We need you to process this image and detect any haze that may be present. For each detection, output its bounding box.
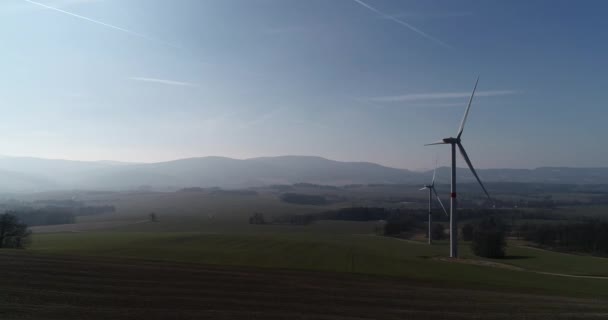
[3,2,608,319]
[1,0,607,169]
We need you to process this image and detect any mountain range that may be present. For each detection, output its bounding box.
[0,155,606,192]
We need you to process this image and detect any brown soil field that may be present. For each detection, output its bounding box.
[1,251,607,320]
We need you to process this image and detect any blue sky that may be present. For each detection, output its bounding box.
[0,0,606,169]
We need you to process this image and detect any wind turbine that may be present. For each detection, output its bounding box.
[425,77,492,258]
[419,161,448,244]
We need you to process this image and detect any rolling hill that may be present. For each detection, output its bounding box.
[0,155,606,192]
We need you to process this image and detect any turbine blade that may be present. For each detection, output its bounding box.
[432,158,439,186]
[457,76,479,139]
[425,140,447,146]
[420,187,428,191]
[432,187,448,216]
[457,142,492,202]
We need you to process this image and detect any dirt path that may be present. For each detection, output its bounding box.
[436,254,608,280]
[433,257,525,271]
[358,234,427,245]
[30,220,148,233]
[533,271,608,280]
[516,244,580,255]
[381,236,608,279]
[391,237,427,245]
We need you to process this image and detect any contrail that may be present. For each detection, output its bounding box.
[368,90,519,102]
[22,0,182,49]
[352,0,451,48]
[130,77,199,87]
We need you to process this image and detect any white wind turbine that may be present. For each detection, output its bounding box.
[425,77,492,258]
[419,161,448,244]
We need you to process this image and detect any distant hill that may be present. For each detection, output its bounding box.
[435,167,608,185]
[74,156,422,191]
[0,155,605,192]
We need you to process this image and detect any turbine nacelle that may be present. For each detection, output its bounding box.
[442,137,460,144]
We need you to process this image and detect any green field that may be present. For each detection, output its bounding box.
[30,229,608,298]
[20,190,608,299]
[5,250,607,320]
[4,190,608,319]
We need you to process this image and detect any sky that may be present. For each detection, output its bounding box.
[0,0,607,169]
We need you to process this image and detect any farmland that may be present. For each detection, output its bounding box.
[3,185,608,319]
[2,250,608,320]
[28,231,608,297]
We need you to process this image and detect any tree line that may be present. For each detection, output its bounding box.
[516,221,608,255]
[9,208,75,226]
[279,193,328,205]
[250,206,608,259]
[249,207,525,228]
[249,206,512,258]
[2,205,116,227]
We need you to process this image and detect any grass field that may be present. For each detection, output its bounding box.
[5,190,608,319]
[489,244,608,276]
[29,230,608,298]
[4,251,608,320]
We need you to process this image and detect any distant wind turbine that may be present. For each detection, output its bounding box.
[419,161,448,245]
[425,77,492,258]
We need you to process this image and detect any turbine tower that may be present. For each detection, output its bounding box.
[425,77,492,258]
[419,162,448,244]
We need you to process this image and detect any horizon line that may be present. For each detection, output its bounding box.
[0,154,602,171]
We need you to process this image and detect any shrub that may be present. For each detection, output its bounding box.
[0,213,31,249]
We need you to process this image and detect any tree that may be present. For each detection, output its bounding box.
[0,213,31,249]
[462,223,474,241]
[431,223,446,240]
[470,217,507,258]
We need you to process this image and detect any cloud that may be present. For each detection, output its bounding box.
[129,77,199,87]
[367,90,520,102]
[21,0,181,49]
[351,0,451,48]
